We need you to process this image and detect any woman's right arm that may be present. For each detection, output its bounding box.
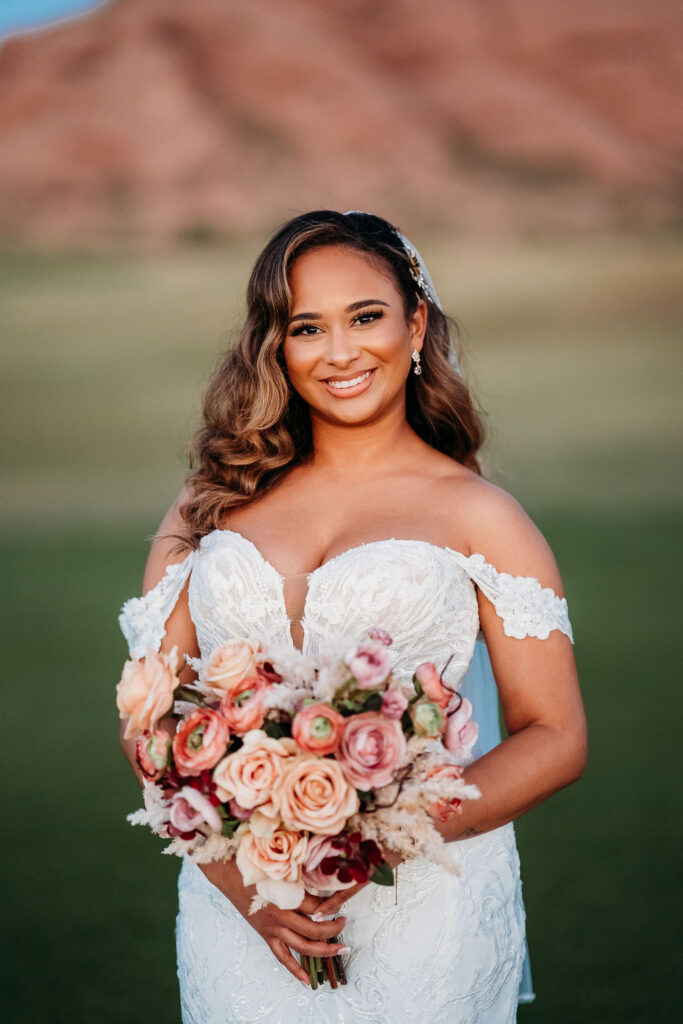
[118,494,345,986]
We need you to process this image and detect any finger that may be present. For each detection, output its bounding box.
[269,939,310,988]
[314,883,365,917]
[284,913,347,940]
[297,892,323,915]
[279,928,349,959]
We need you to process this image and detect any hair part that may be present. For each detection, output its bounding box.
[175,211,485,550]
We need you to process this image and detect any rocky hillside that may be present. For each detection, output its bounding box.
[0,0,681,245]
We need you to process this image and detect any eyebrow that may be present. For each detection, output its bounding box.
[288,299,389,324]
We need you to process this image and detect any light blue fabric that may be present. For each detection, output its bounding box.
[459,637,536,1005]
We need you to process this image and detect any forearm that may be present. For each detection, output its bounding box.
[438,722,587,842]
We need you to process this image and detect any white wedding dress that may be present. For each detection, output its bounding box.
[120,529,574,1024]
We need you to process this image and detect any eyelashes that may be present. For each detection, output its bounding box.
[289,309,385,337]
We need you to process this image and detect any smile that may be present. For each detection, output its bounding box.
[324,370,374,390]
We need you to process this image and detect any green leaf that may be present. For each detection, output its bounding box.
[338,698,363,715]
[362,692,382,711]
[263,719,289,739]
[357,790,374,804]
[371,861,395,887]
[221,818,240,838]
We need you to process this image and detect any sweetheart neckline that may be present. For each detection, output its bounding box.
[201,528,478,584]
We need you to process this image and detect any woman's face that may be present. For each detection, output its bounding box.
[281,245,426,426]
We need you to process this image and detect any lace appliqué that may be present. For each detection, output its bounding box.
[458,552,574,644]
[119,551,195,658]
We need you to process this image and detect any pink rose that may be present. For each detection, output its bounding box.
[444,698,478,760]
[302,834,356,894]
[368,627,393,646]
[414,662,453,710]
[345,641,393,690]
[219,675,269,736]
[212,729,296,813]
[381,689,408,720]
[335,712,406,790]
[425,764,465,823]
[173,708,230,777]
[204,638,260,694]
[169,786,223,835]
[292,703,346,755]
[136,729,172,780]
[236,822,308,909]
[116,647,180,739]
[274,756,360,835]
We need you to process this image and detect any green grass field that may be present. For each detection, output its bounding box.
[2,235,681,1022]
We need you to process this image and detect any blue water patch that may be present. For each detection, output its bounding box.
[0,1,107,41]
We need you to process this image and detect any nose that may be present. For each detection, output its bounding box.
[324,324,361,368]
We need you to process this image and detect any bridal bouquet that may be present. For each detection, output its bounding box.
[117,629,480,988]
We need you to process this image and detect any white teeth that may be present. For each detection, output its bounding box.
[326,370,372,390]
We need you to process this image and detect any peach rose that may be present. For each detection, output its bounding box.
[274,756,360,835]
[425,763,465,823]
[219,675,269,736]
[236,822,308,909]
[116,647,180,740]
[204,638,261,695]
[292,702,345,755]
[173,708,230,777]
[414,662,453,709]
[212,729,297,812]
[169,786,223,835]
[444,697,478,760]
[335,712,406,790]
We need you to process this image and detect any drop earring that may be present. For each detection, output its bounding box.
[412,349,422,376]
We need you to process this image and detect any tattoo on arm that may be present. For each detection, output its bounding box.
[453,827,480,840]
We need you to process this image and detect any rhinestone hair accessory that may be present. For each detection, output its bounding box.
[342,210,460,373]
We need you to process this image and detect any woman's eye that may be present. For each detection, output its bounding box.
[353,310,384,326]
[290,322,320,337]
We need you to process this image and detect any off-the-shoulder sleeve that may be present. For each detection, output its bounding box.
[456,552,574,643]
[119,550,196,658]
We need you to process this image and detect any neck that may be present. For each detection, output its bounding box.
[307,400,423,476]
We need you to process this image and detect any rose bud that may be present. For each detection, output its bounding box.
[410,700,445,738]
[414,662,453,709]
[381,689,409,720]
[368,627,393,646]
[345,641,393,690]
[136,729,172,780]
[444,697,479,760]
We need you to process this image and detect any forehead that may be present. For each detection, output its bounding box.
[288,245,399,310]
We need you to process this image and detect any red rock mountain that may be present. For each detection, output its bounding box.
[0,0,681,245]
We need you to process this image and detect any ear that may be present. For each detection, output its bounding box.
[408,299,427,353]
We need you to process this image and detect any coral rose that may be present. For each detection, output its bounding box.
[345,641,393,690]
[204,638,260,695]
[236,823,308,910]
[414,662,453,709]
[219,675,269,736]
[274,756,359,835]
[173,708,230,777]
[136,729,172,780]
[444,697,479,760]
[335,712,406,790]
[425,763,465,823]
[292,702,345,755]
[169,786,223,835]
[116,647,180,740]
[212,729,297,812]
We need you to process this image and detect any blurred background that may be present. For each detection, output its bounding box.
[1,2,681,1022]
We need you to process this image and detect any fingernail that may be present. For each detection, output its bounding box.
[315,913,338,922]
[338,946,351,954]
[311,912,324,921]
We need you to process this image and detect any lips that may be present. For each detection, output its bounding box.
[323,369,374,390]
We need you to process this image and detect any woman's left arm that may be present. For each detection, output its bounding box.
[436,484,588,842]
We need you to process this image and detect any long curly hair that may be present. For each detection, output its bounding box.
[176,210,485,550]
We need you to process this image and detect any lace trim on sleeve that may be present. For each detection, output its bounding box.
[119,551,195,658]
[458,552,574,643]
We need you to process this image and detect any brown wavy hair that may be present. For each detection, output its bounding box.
[176,210,485,550]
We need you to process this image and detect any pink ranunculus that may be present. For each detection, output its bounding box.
[274,756,360,835]
[212,729,297,812]
[169,786,223,834]
[116,647,181,739]
[335,712,406,790]
[292,702,346,755]
[414,662,453,710]
[204,638,261,695]
[236,823,308,910]
[381,689,409,720]
[368,627,393,647]
[345,641,393,690]
[302,834,356,895]
[425,763,465,823]
[172,708,230,777]
[136,729,172,780]
[219,675,269,736]
[444,697,479,760]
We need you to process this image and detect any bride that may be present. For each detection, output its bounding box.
[118,210,587,1023]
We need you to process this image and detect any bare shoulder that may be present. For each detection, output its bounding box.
[142,485,194,593]
[437,468,565,593]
